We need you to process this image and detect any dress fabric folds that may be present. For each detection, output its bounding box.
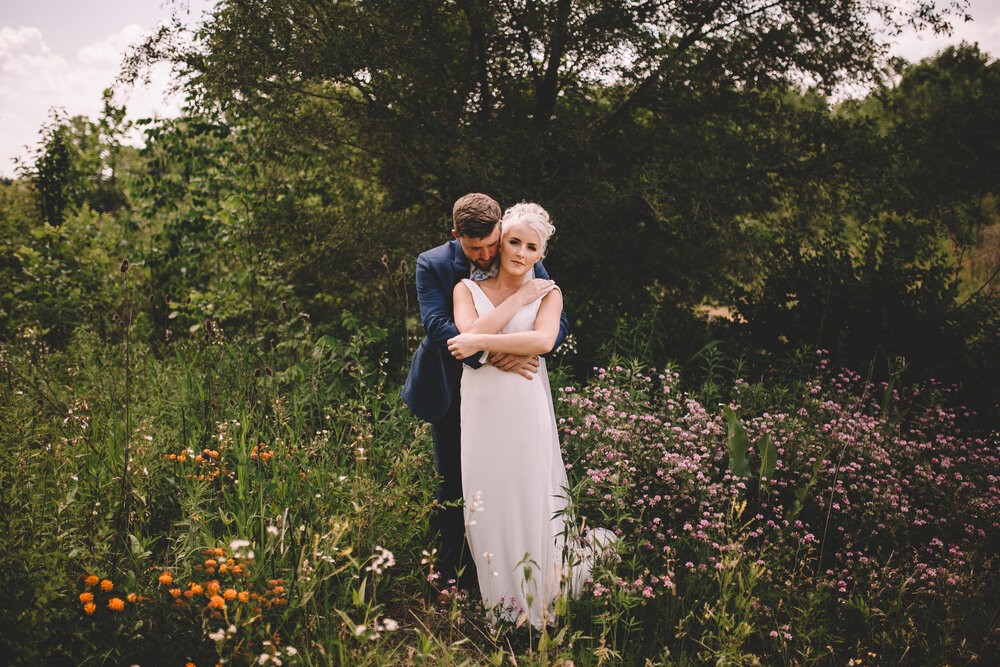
[459,279,610,627]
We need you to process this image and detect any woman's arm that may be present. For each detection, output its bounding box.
[453,279,556,334]
[448,289,562,358]
[533,260,569,353]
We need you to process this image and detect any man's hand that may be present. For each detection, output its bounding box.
[489,353,540,379]
[516,279,556,306]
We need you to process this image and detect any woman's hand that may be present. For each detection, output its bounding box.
[516,279,556,306]
[447,332,483,360]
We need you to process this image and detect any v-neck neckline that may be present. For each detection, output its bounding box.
[465,279,508,309]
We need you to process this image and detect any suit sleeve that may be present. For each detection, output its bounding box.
[415,253,484,369]
[534,260,569,353]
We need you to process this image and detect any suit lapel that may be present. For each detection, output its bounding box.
[450,240,470,277]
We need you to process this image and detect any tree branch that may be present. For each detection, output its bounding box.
[534,0,573,124]
[458,0,493,123]
[959,261,1000,306]
[592,0,726,134]
[503,0,543,84]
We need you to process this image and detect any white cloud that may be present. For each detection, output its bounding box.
[0,25,51,60]
[78,24,148,67]
[890,14,1000,62]
[0,23,186,177]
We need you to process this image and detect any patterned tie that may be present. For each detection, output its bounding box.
[470,264,498,281]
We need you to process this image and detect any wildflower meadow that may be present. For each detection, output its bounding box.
[1,312,996,665]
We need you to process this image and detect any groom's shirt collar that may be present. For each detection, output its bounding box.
[449,239,498,279]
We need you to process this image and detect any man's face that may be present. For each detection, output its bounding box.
[453,227,500,271]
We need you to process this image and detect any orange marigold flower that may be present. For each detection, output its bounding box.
[169,588,182,598]
[205,559,218,568]
[79,592,94,604]
[195,455,204,463]
[219,564,228,574]
[158,571,173,586]
[223,588,237,601]
[214,547,225,557]
[184,589,194,598]
[190,583,204,596]
[83,602,96,615]
[273,585,285,595]
[100,579,113,592]
[237,591,250,603]
[127,593,137,603]
[85,575,99,587]
[206,580,220,595]
[108,597,125,611]
[208,594,226,609]
[210,450,219,458]
[185,662,195,667]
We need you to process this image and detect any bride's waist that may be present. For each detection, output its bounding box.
[462,360,548,380]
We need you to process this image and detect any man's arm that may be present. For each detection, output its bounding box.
[415,252,484,368]
[489,352,540,379]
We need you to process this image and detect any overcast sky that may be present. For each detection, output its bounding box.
[2,0,999,178]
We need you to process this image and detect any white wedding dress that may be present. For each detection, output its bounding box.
[459,279,612,628]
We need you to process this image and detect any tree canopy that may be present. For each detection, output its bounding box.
[6,0,993,407]
[123,1,969,318]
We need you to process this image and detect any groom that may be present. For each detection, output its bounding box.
[402,192,569,588]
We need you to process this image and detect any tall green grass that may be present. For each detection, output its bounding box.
[1,321,996,665]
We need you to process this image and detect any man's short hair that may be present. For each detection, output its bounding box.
[453,193,501,238]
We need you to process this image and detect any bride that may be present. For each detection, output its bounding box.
[447,202,612,628]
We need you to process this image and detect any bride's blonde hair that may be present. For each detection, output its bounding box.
[499,202,555,256]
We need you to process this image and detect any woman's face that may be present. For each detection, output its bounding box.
[500,221,543,275]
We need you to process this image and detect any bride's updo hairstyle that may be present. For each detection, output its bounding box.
[500,202,556,256]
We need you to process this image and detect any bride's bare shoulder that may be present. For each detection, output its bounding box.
[469,277,500,294]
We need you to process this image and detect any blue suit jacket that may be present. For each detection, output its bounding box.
[401,239,569,423]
